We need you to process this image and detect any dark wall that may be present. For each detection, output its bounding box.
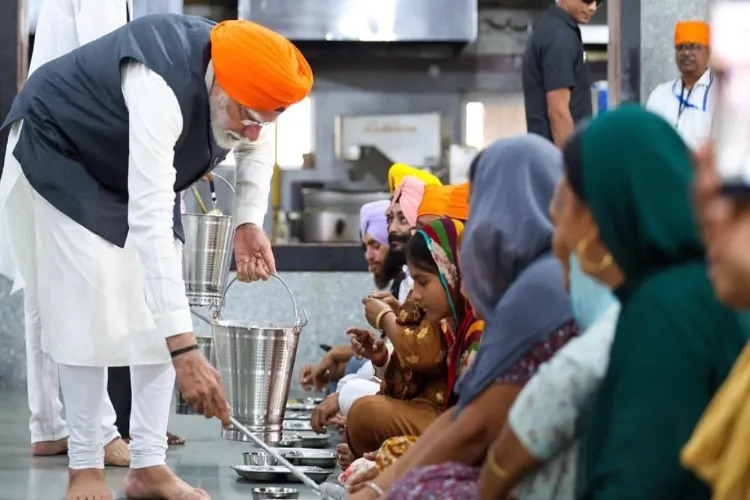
[0,1,26,174]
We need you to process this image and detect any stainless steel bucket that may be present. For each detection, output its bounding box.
[211,275,308,444]
[182,174,235,307]
[174,336,216,415]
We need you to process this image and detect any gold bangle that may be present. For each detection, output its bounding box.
[486,447,510,479]
[374,308,394,330]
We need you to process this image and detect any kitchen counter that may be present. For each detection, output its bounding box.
[231,244,367,272]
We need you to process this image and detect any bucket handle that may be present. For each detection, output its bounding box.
[191,309,213,326]
[192,172,235,195]
[214,273,309,330]
[210,173,235,195]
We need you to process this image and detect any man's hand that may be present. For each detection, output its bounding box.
[300,354,336,392]
[168,333,230,426]
[201,172,214,182]
[299,365,316,392]
[234,223,276,282]
[310,393,340,434]
[347,327,387,365]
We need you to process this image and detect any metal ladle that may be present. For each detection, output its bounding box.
[228,416,322,493]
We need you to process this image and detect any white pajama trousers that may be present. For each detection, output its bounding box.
[339,379,380,416]
[58,362,175,470]
[24,289,120,445]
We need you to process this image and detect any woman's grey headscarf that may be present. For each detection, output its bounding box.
[456,134,573,414]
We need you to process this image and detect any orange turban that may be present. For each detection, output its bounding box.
[445,182,470,221]
[418,185,453,219]
[675,20,710,47]
[210,20,314,112]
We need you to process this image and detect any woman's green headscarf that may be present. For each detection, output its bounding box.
[580,105,704,297]
[575,106,747,499]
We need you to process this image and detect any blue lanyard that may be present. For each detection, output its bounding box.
[672,73,714,124]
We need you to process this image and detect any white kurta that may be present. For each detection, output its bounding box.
[645,69,715,151]
[0,61,274,367]
[398,265,414,304]
[0,0,134,292]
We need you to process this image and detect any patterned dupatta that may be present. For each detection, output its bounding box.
[416,218,482,407]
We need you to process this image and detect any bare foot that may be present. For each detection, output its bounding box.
[124,465,210,500]
[336,443,354,469]
[67,469,113,500]
[104,437,130,467]
[31,437,68,456]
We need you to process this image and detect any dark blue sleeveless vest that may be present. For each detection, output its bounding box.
[1,14,230,246]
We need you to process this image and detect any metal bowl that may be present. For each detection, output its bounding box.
[286,402,316,412]
[283,411,312,421]
[282,466,333,484]
[299,396,324,405]
[231,465,281,482]
[243,450,278,467]
[298,434,330,449]
[276,435,302,448]
[283,420,313,431]
[252,487,300,500]
[278,449,337,468]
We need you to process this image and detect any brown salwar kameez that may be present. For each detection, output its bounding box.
[346,291,448,457]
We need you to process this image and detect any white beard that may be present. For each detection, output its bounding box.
[209,89,242,150]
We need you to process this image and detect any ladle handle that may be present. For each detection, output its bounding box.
[210,172,235,195]
[228,416,321,492]
[218,273,308,329]
[189,173,234,207]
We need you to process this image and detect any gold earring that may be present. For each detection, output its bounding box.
[575,232,613,273]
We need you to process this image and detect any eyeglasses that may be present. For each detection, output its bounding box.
[582,0,603,5]
[675,43,704,53]
[240,107,274,128]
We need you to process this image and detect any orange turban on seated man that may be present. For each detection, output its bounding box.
[417,185,453,219]
[210,20,314,112]
[445,181,470,221]
[674,20,710,47]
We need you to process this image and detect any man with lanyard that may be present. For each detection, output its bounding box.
[646,20,714,150]
[0,0,132,464]
[0,14,312,500]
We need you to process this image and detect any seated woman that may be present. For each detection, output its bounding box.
[477,254,620,499]
[346,217,481,458]
[567,107,746,499]
[680,144,750,499]
[350,134,578,499]
[472,134,624,500]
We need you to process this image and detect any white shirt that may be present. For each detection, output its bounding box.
[30,0,132,76]
[646,69,716,150]
[398,265,414,304]
[121,61,274,338]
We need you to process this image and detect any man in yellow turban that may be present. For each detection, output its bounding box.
[646,20,713,150]
[387,163,442,193]
[0,13,312,500]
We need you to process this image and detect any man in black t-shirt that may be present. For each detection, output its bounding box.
[522,0,601,147]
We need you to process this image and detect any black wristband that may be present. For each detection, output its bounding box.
[170,344,199,358]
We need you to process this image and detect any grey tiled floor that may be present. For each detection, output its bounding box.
[0,389,323,499]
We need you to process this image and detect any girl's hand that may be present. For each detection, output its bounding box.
[362,296,391,329]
